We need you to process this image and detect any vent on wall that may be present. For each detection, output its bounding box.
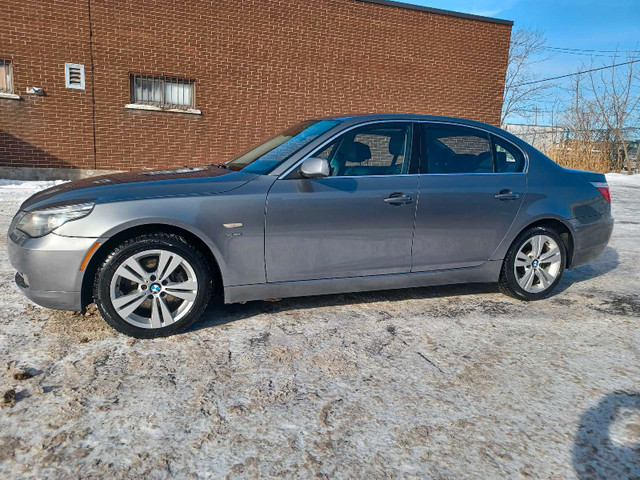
[65,63,85,90]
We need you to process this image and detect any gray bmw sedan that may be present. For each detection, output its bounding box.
[8,115,614,337]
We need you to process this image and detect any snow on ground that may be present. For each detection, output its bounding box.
[607,172,640,186]
[0,180,65,188]
[0,174,639,479]
[0,180,66,201]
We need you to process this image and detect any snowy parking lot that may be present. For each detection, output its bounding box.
[0,174,639,479]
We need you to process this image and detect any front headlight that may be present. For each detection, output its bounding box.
[15,202,95,238]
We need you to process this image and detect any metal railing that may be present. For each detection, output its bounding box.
[129,74,195,109]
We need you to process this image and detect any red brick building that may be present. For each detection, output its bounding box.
[0,0,512,174]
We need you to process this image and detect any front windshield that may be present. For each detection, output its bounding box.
[225,119,340,174]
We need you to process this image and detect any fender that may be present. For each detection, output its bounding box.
[490,212,576,262]
[86,216,229,283]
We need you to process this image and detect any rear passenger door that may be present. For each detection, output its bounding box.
[412,123,526,271]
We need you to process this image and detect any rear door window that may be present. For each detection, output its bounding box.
[492,135,525,173]
[421,125,493,174]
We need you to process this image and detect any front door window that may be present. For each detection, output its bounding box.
[313,123,413,176]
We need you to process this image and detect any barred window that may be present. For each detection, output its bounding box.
[0,59,13,93]
[130,74,195,109]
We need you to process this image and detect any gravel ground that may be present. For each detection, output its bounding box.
[0,175,638,479]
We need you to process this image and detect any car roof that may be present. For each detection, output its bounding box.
[318,113,494,129]
[314,114,526,147]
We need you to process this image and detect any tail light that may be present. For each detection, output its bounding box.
[592,181,611,203]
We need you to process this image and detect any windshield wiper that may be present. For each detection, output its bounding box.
[208,162,230,170]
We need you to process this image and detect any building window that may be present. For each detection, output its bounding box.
[0,59,13,94]
[65,63,85,90]
[129,74,196,110]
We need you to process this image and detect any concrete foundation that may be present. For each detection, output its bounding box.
[0,167,122,181]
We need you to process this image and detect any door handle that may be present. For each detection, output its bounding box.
[495,190,520,201]
[384,193,413,205]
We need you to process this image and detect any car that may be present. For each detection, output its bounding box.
[7,114,614,338]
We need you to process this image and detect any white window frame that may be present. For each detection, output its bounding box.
[0,58,20,100]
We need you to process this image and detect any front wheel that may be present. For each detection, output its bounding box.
[94,233,212,338]
[499,226,566,300]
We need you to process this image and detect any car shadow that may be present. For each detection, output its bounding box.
[573,391,640,479]
[189,247,619,331]
[190,282,500,331]
[555,246,619,294]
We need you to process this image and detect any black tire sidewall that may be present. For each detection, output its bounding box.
[502,226,566,301]
[95,234,212,338]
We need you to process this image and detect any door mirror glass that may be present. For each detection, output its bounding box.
[300,157,330,178]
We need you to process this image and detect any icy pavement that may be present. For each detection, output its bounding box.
[0,174,639,479]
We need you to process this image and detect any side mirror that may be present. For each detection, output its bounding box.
[300,157,330,179]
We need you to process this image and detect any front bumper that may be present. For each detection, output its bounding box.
[8,231,100,311]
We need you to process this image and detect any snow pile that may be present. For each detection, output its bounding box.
[0,179,67,201]
[0,179,66,189]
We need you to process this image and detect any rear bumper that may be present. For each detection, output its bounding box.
[569,215,614,268]
[8,232,99,311]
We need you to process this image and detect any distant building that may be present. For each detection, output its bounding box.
[501,123,567,152]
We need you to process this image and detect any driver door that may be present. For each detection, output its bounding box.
[265,122,419,282]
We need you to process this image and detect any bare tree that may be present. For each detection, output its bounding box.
[501,29,552,124]
[588,56,640,173]
[548,75,612,173]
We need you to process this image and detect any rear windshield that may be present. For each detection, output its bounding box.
[225,120,340,174]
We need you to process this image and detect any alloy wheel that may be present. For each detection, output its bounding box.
[109,249,199,329]
[513,234,562,293]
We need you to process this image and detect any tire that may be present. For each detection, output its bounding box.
[498,226,566,301]
[94,233,212,338]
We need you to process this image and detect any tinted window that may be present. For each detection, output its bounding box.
[313,123,412,176]
[422,125,492,174]
[492,135,525,172]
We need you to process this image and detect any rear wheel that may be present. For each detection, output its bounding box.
[499,226,566,300]
[94,233,212,338]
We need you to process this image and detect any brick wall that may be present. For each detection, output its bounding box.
[0,0,95,169]
[0,0,512,171]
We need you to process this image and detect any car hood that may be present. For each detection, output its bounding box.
[20,165,260,211]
